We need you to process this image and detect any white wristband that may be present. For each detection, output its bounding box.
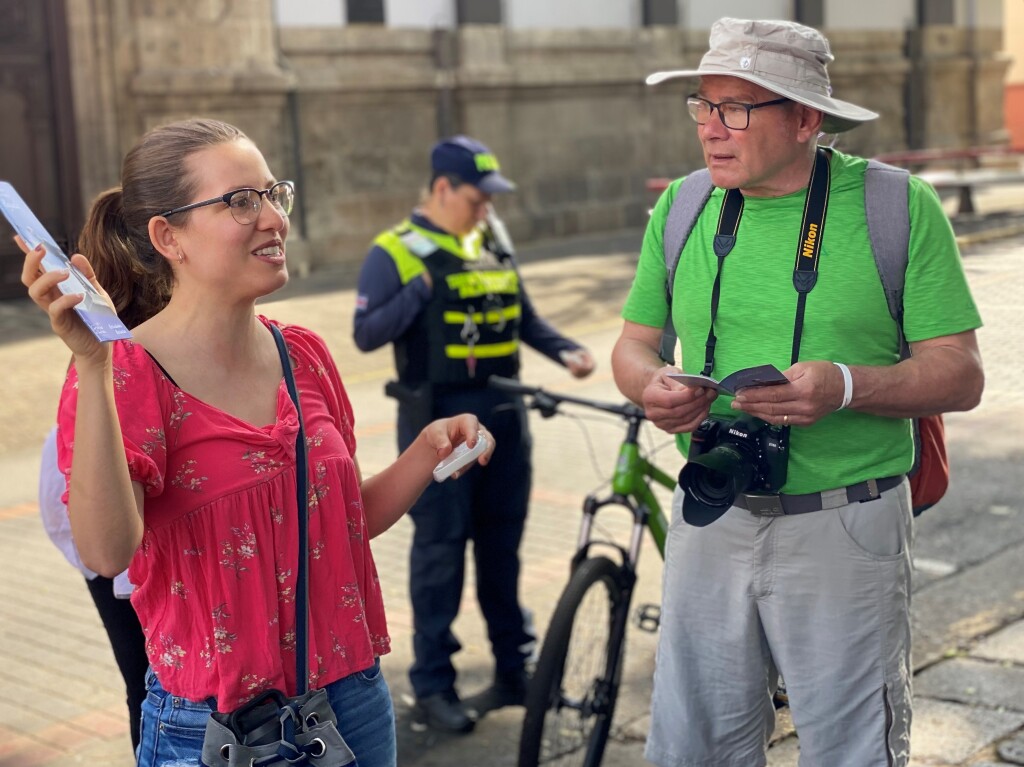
[833,362,853,410]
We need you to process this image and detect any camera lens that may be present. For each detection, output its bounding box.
[679,444,756,526]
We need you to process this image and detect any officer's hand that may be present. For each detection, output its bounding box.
[731,360,846,427]
[642,367,718,434]
[560,348,596,379]
[419,271,432,291]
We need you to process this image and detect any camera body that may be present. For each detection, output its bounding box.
[678,414,789,526]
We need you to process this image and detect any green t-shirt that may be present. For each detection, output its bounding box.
[622,150,982,494]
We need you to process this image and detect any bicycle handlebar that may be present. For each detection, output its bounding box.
[488,376,646,420]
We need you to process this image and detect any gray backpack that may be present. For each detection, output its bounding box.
[658,159,911,364]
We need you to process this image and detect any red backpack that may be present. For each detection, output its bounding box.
[908,415,948,514]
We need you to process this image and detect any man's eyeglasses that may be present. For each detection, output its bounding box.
[159,181,296,225]
[686,95,789,131]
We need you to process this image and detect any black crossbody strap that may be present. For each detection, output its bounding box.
[271,323,310,696]
[790,148,832,365]
[701,189,744,376]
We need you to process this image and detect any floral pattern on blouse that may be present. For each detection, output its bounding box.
[57,320,390,709]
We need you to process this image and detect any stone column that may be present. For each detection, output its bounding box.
[67,0,310,271]
[908,25,1011,149]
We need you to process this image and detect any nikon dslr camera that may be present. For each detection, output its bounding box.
[678,414,789,526]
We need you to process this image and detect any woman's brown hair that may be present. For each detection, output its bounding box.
[76,118,248,329]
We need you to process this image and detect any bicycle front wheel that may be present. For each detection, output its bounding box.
[518,555,631,767]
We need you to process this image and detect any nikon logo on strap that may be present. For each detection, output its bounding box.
[474,153,501,172]
[801,222,819,259]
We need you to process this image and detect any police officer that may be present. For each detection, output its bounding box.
[353,135,595,733]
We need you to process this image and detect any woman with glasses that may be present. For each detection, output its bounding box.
[19,117,492,767]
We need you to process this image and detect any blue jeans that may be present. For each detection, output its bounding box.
[136,658,396,767]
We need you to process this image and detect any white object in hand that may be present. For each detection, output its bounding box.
[433,433,489,482]
[559,349,588,368]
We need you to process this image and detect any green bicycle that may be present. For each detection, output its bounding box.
[488,376,677,767]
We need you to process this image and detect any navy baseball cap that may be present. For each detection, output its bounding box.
[431,135,516,194]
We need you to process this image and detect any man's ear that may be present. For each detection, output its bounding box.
[148,216,181,263]
[795,104,825,143]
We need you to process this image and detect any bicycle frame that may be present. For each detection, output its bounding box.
[575,411,677,571]
[494,375,681,767]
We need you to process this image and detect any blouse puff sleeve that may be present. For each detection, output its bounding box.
[55,340,168,506]
[276,321,357,459]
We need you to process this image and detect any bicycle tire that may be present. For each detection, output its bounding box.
[518,555,632,767]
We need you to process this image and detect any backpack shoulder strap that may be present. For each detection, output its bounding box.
[866,159,930,481]
[659,169,715,364]
[865,159,911,358]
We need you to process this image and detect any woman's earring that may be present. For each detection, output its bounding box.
[177,252,184,265]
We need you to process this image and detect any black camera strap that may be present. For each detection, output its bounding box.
[700,147,832,376]
[790,148,831,365]
[700,189,743,376]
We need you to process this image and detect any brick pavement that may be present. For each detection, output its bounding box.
[1,205,1024,765]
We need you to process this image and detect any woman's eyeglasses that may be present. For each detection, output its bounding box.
[159,181,295,225]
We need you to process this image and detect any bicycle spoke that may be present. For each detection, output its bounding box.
[535,569,619,766]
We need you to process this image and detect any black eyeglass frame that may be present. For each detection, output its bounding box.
[158,180,296,223]
[686,94,790,130]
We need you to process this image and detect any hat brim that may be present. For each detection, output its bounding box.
[646,69,878,134]
[475,172,516,194]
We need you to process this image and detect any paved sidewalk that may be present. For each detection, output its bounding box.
[1,204,1023,765]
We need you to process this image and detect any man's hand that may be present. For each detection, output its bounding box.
[612,320,715,432]
[643,367,718,433]
[731,360,843,427]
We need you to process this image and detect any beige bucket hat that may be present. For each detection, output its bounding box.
[647,17,878,134]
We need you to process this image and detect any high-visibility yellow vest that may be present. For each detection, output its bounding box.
[373,219,522,386]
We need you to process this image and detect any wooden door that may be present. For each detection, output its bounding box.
[0,0,80,299]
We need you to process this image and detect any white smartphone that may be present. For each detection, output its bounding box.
[433,433,490,482]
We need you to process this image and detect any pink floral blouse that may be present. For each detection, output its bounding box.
[57,319,390,709]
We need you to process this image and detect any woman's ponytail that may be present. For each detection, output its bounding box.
[77,187,170,330]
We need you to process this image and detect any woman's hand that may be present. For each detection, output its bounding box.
[19,237,113,367]
[360,414,497,537]
[421,415,495,480]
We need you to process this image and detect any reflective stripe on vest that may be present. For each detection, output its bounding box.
[442,305,522,326]
[375,219,522,384]
[444,340,520,359]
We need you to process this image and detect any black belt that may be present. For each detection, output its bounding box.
[734,475,905,517]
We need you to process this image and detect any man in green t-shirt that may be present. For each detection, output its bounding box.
[611,18,984,767]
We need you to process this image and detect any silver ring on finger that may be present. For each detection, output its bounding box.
[782,414,789,426]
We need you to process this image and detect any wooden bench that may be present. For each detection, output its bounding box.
[874,145,1024,216]
[916,167,1024,215]
[873,145,1024,171]
[647,147,1024,216]
[646,177,672,194]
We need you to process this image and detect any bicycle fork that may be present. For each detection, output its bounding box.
[574,488,661,636]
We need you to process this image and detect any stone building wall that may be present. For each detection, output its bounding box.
[62,2,1010,277]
